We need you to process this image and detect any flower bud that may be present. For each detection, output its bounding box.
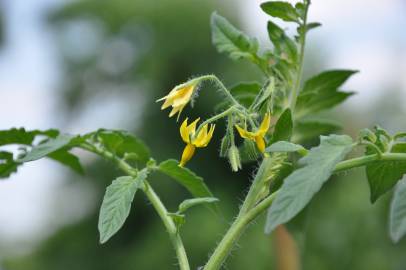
[228,145,242,172]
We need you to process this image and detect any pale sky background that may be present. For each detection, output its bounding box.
[0,0,405,258]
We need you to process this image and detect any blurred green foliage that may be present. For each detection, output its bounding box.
[3,0,406,269]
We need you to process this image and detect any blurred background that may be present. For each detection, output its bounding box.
[1,0,406,269]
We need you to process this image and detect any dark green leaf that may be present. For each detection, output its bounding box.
[271,108,292,143]
[267,21,297,63]
[261,1,300,23]
[19,134,75,162]
[98,170,147,244]
[0,128,59,147]
[265,135,353,233]
[292,118,341,143]
[366,161,406,203]
[211,12,260,62]
[296,70,357,117]
[178,197,219,214]
[390,179,406,243]
[97,130,150,163]
[297,22,321,35]
[301,70,358,94]
[48,149,84,174]
[158,159,213,198]
[0,151,21,179]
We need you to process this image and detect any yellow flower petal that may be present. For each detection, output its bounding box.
[180,143,196,167]
[235,125,256,140]
[255,136,266,153]
[258,112,271,136]
[157,83,196,118]
[193,124,215,147]
[180,118,200,143]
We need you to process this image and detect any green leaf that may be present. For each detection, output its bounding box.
[211,12,260,62]
[366,161,406,203]
[178,197,219,214]
[266,141,307,155]
[47,149,84,174]
[390,179,406,243]
[365,127,406,202]
[18,134,75,163]
[261,1,300,23]
[98,171,147,244]
[158,159,213,198]
[265,134,353,234]
[267,21,297,63]
[97,130,150,163]
[292,118,341,143]
[239,139,261,163]
[0,151,21,179]
[270,108,292,143]
[296,70,357,117]
[0,128,59,147]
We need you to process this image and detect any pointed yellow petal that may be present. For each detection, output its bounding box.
[235,125,256,140]
[179,144,196,167]
[258,112,271,136]
[255,136,266,153]
[193,124,208,146]
[169,105,182,117]
[180,118,190,143]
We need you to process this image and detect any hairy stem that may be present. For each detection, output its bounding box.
[80,143,190,270]
[289,1,310,112]
[198,74,241,106]
[334,152,406,172]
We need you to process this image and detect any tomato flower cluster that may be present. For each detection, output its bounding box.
[157,76,271,168]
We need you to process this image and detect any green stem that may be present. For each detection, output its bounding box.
[198,74,240,106]
[80,143,190,270]
[196,106,237,134]
[203,192,278,270]
[334,152,406,172]
[289,2,310,112]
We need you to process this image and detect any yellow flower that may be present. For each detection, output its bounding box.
[235,113,271,153]
[179,118,215,166]
[157,81,197,119]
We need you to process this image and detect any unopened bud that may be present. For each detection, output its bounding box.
[228,146,242,172]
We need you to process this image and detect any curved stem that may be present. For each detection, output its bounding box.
[196,106,237,134]
[198,74,240,106]
[80,143,190,270]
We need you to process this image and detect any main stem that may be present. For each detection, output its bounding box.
[289,2,309,112]
[80,143,190,270]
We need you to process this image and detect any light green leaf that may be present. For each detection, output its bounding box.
[266,141,307,155]
[390,178,406,243]
[97,130,150,163]
[19,134,75,162]
[301,70,358,94]
[47,149,84,174]
[178,197,219,214]
[158,159,213,198]
[211,12,260,62]
[270,108,292,144]
[261,1,300,23]
[265,134,353,234]
[98,171,147,244]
